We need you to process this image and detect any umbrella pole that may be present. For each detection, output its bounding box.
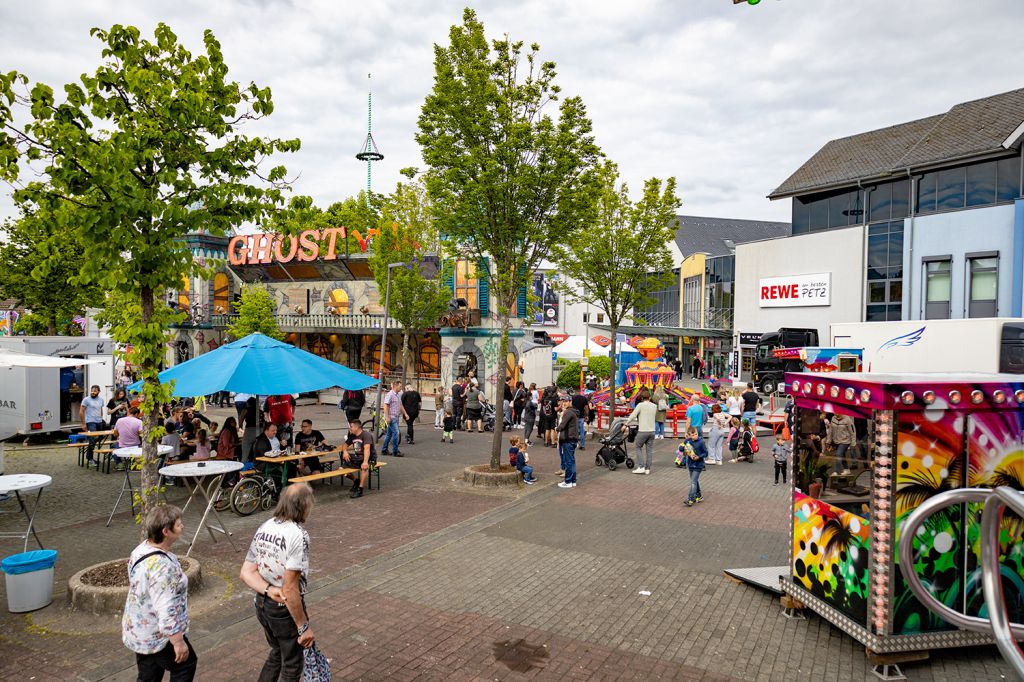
[373,265,394,429]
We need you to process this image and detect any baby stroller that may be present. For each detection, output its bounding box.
[596,418,635,471]
[482,402,513,432]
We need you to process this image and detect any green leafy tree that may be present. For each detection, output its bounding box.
[551,161,680,413]
[0,24,299,522]
[268,190,384,255]
[228,284,284,340]
[417,8,602,469]
[368,174,452,388]
[0,210,102,335]
[556,356,610,389]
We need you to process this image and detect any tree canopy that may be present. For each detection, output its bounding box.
[416,8,602,468]
[228,284,284,341]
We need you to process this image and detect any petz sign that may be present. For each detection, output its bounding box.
[758,273,831,308]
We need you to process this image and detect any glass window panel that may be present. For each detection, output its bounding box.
[917,172,937,213]
[868,223,888,236]
[868,234,888,269]
[889,280,903,303]
[849,189,865,224]
[867,268,887,281]
[889,264,903,280]
[888,231,904,268]
[869,282,886,303]
[890,179,909,220]
[926,261,951,302]
[829,191,850,228]
[997,156,1021,202]
[808,196,829,231]
[888,220,904,234]
[966,161,997,207]
[792,197,810,233]
[869,183,892,223]
[887,304,903,321]
[970,258,998,301]
[936,167,966,210]
[866,305,887,322]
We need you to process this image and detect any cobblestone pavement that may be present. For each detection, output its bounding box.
[0,402,1013,681]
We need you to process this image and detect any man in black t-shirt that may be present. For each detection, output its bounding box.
[571,392,590,451]
[741,382,761,424]
[293,419,330,475]
[450,380,465,431]
[401,383,422,445]
[342,419,376,499]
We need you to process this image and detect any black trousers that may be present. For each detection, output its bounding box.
[135,637,197,682]
[255,595,304,682]
[452,403,464,430]
[405,414,417,442]
[774,461,787,483]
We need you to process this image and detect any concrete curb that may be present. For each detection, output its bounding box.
[67,557,203,615]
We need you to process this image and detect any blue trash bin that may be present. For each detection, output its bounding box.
[2,549,58,612]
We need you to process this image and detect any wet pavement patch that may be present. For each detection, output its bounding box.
[492,638,550,672]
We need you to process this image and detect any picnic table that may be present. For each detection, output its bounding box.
[71,430,117,472]
[255,446,344,488]
[107,445,174,526]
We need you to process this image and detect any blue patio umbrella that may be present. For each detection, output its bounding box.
[129,332,378,398]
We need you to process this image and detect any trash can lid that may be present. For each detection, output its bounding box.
[2,549,57,575]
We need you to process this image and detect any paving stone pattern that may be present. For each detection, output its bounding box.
[0,402,1013,680]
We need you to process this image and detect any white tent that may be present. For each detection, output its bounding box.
[551,336,632,361]
[0,348,103,369]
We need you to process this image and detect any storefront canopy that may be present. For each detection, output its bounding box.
[129,332,378,398]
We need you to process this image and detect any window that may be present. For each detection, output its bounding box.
[597,313,604,324]
[917,172,937,214]
[966,162,997,206]
[455,260,478,309]
[918,157,1019,214]
[969,255,998,318]
[865,221,904,321]
[327,288,349,315]
[996,156,1021,203]
[936,167,966,210]
[177,277,190,309]
[924,259,951,320]
[419,344,440,378]
[212,273,230,314]
[582,313,590,324]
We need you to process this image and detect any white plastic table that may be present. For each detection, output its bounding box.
[158,461,243,557]
[0,474,52,552]
[107,445,174,527]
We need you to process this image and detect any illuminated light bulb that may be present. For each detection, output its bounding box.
[971,390,984,404]
[803,383,811,394]
[922,390,936,405]
[877,411,892,423]
[948,390,962,405]
[877,500,890,510]
[877,457,891,466]
[792,381,800,392]
[860,389,871,403]
[877,489,890,499]
[900,390,915,405]
[830,385,840,399]
[993,390,1006,404]
[1015,389,1024,404]
[845,387,855,401]
[816,383,826,396]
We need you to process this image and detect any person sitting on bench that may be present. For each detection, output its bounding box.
[293,419,330,476]
[342,418,376,499]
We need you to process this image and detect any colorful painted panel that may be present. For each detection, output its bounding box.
[893,411,963,634]
[792,491,870,624]
[965,411,1024,623]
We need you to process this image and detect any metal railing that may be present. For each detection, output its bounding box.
[897,486,1024,676]
[209,313,402,331]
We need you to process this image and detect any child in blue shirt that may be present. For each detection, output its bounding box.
[509,436,536,484]
[683,426,708,506]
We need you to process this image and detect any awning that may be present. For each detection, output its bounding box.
[588,324,732,339]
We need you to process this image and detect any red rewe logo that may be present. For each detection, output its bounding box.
[761,284,798,300]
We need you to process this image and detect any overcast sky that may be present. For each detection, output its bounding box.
[1,0,1022,225]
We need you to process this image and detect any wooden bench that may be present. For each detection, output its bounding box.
[289,467,359,486]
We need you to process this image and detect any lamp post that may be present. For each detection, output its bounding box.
[372,261,404,429]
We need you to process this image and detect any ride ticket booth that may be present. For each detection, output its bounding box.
[778,372,1024,676]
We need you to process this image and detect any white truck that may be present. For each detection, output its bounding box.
[0,336,115,438]
[829,318,1024,374]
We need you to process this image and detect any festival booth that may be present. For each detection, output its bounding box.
[778,371,1024,671]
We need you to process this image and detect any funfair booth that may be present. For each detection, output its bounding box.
[781,372,1024,672]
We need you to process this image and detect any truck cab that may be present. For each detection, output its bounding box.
[752,327,819,394]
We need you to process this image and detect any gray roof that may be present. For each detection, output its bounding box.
[672,215,791,258]
[770,87,1024,199]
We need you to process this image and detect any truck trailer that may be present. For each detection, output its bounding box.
[0,336,114,438]
[829,318,1024,374]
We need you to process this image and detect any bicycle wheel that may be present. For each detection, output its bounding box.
[231,478,263,516]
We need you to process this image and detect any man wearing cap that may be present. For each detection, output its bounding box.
[556,396,579,489]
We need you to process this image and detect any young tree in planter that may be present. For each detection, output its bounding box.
[228,284,284,341]
[0,24,299,521]
[551,161,680,416]
[368,174,452,388]
[417,8,602,469]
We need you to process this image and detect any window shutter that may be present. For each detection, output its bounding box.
[517,285,527,317]
[478,257,489,315]
[444,260,454,293]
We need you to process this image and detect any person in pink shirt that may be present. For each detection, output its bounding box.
[115,407,144,448]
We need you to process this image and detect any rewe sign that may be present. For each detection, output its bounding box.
[758,273,831,308]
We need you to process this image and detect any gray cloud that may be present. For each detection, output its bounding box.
[1,0,1021,226]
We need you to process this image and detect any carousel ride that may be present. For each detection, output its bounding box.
[588,337,716,412]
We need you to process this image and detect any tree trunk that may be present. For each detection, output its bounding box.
[138,286,160,538]
[400,329,410,389]
[488,318,510,471]
[608,322,618,426]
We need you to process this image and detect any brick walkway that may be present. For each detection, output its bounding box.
[0,403,1012,680]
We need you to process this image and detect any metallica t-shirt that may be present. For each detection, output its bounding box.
[244,518,309,590]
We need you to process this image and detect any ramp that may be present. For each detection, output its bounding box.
[723,565,788,595]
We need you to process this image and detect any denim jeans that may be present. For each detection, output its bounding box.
[560,441,577,483]
[742,411,757,426]
[833,442,850,473]
[688,468,703,502]
[85,421,103,460]
[255,595,304,682]
[579,423,586,448]
[707,426,726,464]
[634,431,655,471]
[654,421,665,437]
[381,418,400,455]
[134,637,197,682]
[518,464,534,481]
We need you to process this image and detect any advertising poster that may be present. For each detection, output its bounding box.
[533,272,559,326]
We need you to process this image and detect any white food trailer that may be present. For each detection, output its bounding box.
[0,337,114,440]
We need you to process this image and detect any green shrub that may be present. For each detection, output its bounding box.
[555,355,611,389]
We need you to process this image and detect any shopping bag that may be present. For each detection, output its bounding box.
[303,644,331,682]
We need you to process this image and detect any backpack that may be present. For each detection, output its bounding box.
[749,433,760,454]
[509,448,519,468]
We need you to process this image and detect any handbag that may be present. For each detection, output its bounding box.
[657,399,668,411]
[303,643,332,681]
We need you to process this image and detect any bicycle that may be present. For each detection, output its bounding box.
[362,405,389,440]
[224,468,278,516]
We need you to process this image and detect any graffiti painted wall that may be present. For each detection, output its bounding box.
[792,492,870,624]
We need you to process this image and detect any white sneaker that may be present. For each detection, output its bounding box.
[570,482,577,487]
[632,467,646,474]
[557,481,572,488]
[643,470,650,475]
[717,461,723,466]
